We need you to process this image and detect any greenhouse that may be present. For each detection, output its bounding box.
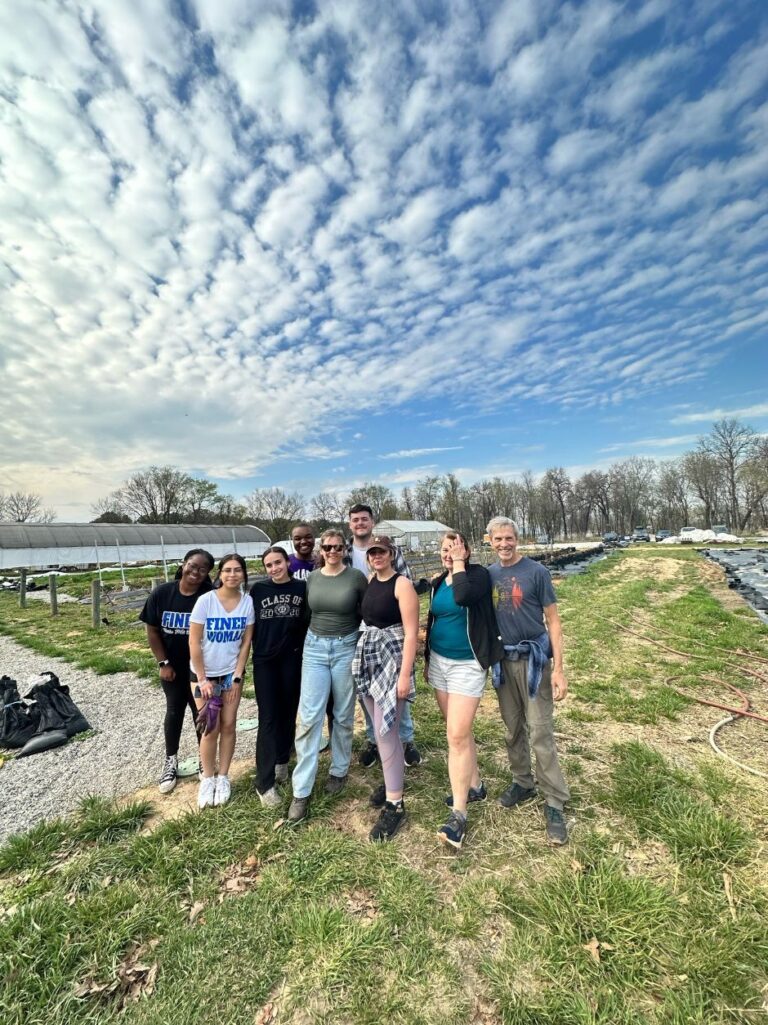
[0,523,271,571]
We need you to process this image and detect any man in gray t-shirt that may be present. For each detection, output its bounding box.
[487,516,570,845]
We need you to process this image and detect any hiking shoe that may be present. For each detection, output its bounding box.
[437,811,466,850]
[359,741,380,767]
[158,755,178,794]
[369,783,386,808]
[545,806,568,845]
[214,774,231,807]
[324,774,347,796]
[369,800,406,841]
[498,783,536,808]
[288,796,309,823]
[403,741,422,767]
[445,782,487,807]
[198,776,216,809]
[257,786,282,809]
[274,762,289,784]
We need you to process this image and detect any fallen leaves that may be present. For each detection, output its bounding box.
[188,900,205,924]
[582,936,614,964]
[255,1000,277,1024]
[344,888,378,922]
[73,939,159,1008]
[218,854,262,902]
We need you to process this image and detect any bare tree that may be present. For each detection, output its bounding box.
[245,487,305,541]
[541,467,571,538]
[114,466,190,523]
[309,492,344,529]
[414,476,442,519]
[3,491,55,523]
[345,483,398,522]
[700,418,757,530]
[682,450,722,528]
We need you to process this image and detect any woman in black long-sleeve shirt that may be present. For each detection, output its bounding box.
[249,546,309,806]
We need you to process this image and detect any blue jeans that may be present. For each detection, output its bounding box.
[362,694,414,744]
[292,629,358,798]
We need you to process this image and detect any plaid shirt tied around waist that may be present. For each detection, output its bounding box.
[352,624,415,737]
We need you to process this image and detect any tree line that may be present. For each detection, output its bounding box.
[79,418,768,542]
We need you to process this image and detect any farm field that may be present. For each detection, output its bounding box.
[1,547,767,1025]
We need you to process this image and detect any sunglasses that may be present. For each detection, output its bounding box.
[367,548,389,556]
[321,544,344,552]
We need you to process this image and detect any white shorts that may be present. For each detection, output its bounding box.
[427,650,487,698]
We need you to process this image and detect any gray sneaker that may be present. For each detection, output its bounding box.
[545,806,568,845]
[274,763,289,784]
[257,786,282,809]
[498,783,536,808]
[324,774,347,796]
[288,796,309,823]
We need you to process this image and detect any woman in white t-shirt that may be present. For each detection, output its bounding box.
[189,553,255,809]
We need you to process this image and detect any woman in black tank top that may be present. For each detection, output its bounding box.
[352,536,419,842]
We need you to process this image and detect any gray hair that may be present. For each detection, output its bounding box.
[486,516,519,539]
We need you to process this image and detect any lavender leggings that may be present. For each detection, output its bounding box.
[361,694,406,796]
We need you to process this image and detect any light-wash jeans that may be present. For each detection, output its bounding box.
[292,629,358,799]
[362,695,414,745]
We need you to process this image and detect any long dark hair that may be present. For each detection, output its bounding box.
[213,552,248,589]
[173,548,215,587]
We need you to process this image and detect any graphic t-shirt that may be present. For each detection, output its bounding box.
[488,558,557,646]
[189,590,255,677]
[249,577,308,662]
[287,554,315,581]
[139,580,212,671]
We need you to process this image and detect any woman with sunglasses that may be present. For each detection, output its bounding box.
[140,548,215,795]
[353,536,418,841]
[288,529,367,822]
[189,553,255,809]
[425,532,503,850]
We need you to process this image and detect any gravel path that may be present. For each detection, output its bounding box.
[0,635,257,844]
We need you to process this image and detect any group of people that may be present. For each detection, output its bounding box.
[140,505,570,849]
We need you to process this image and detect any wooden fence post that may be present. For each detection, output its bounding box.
[49,574,58,616]
[19,568,27,609]
[91,579,101,629]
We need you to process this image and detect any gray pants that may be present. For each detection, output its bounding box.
[495,659,570,811]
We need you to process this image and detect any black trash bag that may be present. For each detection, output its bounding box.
[0,684,39,750]
[0,675,21,706]
[25,672,91,739]
[17,728,68,758]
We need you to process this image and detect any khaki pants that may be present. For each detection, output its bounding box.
[495,659,570,811]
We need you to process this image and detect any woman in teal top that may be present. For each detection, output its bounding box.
[424,531,503,850]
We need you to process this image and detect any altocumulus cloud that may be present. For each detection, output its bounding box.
[0,0,767,511]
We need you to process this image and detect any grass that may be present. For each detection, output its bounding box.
[1,547,768,1024]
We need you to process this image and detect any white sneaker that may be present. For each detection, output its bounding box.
[258,786,282,808]
[158,755,178,794]
[198,776,216,809]
[214,774,231,806]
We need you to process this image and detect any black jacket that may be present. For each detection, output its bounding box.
[425,563,504,671]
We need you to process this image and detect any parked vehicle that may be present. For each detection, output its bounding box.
[655,529,672,541]
[711,524,728,535]
[680,527,697,543]
[535,534,552,545]
[602,531,620,545]
[632,526,650,542]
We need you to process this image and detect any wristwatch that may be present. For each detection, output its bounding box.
[158,659,170,667]
[233,675,242,684]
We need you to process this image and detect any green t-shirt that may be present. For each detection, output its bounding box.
[306,567,367,636]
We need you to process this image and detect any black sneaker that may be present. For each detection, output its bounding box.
[158,755,178,794]
[545,806,568,845]
[403,741,422,767]
[437,811,466,850]
[445,782,487,807]
[369,800,406,842]
[498,783,536,808]
[369,783,386,808]
[359,741,380,768]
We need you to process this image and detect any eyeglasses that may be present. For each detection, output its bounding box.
[321,544,344,553]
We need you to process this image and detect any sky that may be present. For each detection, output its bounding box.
[1,0,767,521]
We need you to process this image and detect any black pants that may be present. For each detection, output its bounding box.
[161,667,198,757]
[254,649,302,793]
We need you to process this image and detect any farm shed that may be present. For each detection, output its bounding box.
[374,520,451,550]
[0,523,271,571]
